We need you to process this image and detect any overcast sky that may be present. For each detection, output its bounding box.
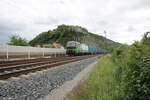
[0,0,150,44]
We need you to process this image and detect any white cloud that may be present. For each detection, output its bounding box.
[0,0,149,44]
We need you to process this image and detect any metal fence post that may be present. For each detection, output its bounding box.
[6,45,8,60]
[55,52,56,57]
[28,49,30,59]
[43,51,44,57]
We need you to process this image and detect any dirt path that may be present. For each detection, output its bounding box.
[42,61,97,100]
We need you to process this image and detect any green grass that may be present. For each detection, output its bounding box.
[70,55,122,100]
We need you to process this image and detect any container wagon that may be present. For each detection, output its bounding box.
[79,44,88,55]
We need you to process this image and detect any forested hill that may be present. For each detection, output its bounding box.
[29,24,121,50]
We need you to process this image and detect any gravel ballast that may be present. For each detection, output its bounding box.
[0,56,99,100]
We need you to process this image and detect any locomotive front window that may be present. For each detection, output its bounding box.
[67,47,76,49]
[67,42,76,47]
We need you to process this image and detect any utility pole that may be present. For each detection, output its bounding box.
[104,30,107,49]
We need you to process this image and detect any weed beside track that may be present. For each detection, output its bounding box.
[69,55,122,100]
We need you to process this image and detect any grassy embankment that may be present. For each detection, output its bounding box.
[69,54,121,100]
[67,32,150,100]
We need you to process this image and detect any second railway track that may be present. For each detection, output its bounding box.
[0,55,96,80]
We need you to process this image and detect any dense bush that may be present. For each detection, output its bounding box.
[123,42,150,100]
[112,32,150,100]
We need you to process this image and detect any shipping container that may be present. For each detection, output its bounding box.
[88,45,97,53]
[79,44,88,53]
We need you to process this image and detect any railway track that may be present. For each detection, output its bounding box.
[0,56,69,67]
[0,55,96,80]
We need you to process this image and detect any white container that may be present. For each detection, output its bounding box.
[79,43,89,53]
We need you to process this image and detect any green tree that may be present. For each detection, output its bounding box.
[8,35,29,46]
[142,31,150,45]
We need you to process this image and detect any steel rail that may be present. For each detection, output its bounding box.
[0,55,95,80]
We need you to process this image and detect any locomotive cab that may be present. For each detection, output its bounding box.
[66,41,80,56]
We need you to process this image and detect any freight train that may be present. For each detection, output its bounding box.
[0,41,109,59]
[66,41,108,56]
